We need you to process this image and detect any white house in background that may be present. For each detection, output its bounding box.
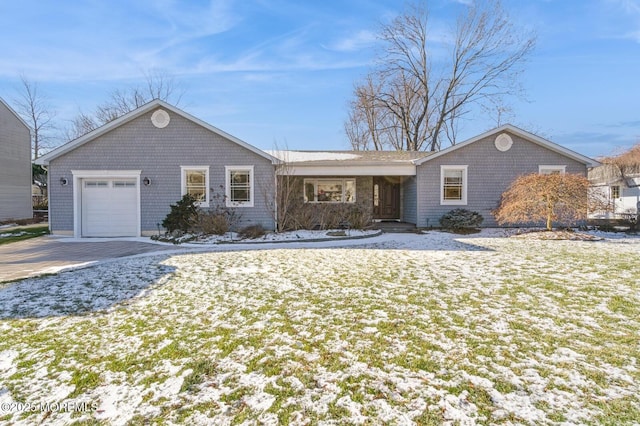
[589,164,640,221]
[0,97,32,221]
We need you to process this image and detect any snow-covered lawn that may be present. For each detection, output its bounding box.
[0,230,639,425]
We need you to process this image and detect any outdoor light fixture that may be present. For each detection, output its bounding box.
[60,177,68,186]
[143,177,151,186]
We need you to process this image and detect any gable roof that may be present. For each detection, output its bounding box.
[35,99,277,165]
[0,97,31,133]
[413,124,600,167]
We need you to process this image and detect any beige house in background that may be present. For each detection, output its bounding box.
[0,97,31,221]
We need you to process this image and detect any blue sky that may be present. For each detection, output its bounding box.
[0,0,638,159]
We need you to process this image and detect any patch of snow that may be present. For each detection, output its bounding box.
[491,319,510,334]
[439,391,479,423]
[244,391,276,412]
[0,231,27,238]
[188,229,380,245]
[550,347,584,363]
[336,395,366,424]
[490,390,548,423]
[0,350,18,378]
[225,265,270,275]
[267,150,361,162]
[93,383,144,426]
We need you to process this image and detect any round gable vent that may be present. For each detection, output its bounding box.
[151,109,170,128]
[494,133,513,152]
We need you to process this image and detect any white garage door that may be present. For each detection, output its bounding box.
[81,179,138,237]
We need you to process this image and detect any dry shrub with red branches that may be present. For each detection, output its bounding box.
[493,173,603,231]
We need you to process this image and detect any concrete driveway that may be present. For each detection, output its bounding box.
[0,236,179,282]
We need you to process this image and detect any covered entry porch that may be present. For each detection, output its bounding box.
[373,175,404,221]
[273,150,424,227]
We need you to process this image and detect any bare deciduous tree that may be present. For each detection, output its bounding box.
[260,145,300,232]
[493,173,607,231]
[600,142,640,186]
[63,112,100,141]
[13,75,56,159]
[66,70,185,140]
[345,76,387,150]
[346,0,535,151]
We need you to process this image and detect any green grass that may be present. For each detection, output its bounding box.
[68,369,101,398]
[0,236,639,424]
[0,225,49,245]
[180,359,218,392]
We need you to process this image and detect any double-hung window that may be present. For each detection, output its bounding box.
[226,166,254,207]
[611,185,621,199]
[304,178,356,203]
[181,166,209,206]
[440,165,468,205]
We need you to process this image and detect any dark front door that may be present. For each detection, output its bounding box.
[373,177,400,220]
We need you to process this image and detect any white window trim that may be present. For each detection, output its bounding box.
[303,178,357,203]
[225,166,254,207]
[181,166,210,207]
[440,165,468,206]
[611,185,621,199]
[71,170,142,238]
[538,165,566,174]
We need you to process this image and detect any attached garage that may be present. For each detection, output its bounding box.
[35,100,278,237]
[73,171,141,237]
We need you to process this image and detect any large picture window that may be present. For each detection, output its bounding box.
[226,166,254,207]
[440,165,468,205]
[304,178,355,203]
[181,166,209,206]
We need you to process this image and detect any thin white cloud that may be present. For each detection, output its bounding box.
[0,1,379,84]
[605,0,640,42]
[632,31,640,41]
[146,0,240,49]
[323,30,377,52]
[169,24,372,75]
[0,0,243,82]
[617,0,640,13]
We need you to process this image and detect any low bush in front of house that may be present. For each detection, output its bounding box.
[161,194,199,235]
[193,202,242,236]
[286,202,372,231]
[156,195,373,244]
[195,210,230,235]
[238,224,266,239]
[156,194,248,243]
[439,208,484,232]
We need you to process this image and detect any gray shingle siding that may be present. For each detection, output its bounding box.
[416,132,588,227]
[402,176,417,224]
[48,108,275,234]
[0,100,32,221]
